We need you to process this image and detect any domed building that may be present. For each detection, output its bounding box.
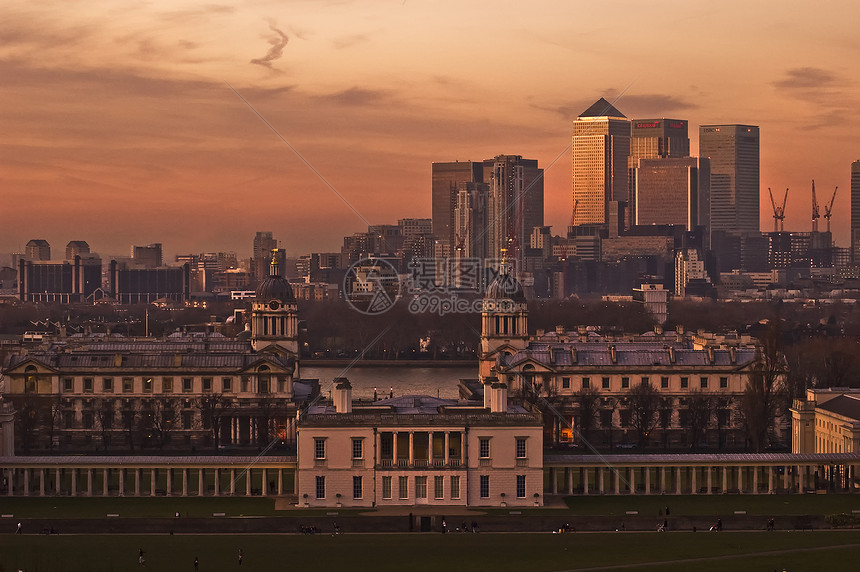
[251,253,299,356]
[479,256,529,379]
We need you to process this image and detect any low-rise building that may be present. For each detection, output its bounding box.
[791,388,860,454]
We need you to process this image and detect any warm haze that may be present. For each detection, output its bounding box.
[2,0,859,259]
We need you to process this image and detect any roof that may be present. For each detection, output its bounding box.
[817,395,860,421]
[578,97,626,119]
[499,344,756,369]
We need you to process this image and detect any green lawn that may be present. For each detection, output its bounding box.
[0,497,282,519]
[3,532,860,571]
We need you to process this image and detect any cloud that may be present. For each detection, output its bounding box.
[539,93,696,120]
[332,33,371,50]
[773,67,838,89]
[316,87,391,106]
[250,21,289,69]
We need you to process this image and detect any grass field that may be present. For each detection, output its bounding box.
[3,531,860,571]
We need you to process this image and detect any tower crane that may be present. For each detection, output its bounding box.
[823,186,838,232]
[811,180,820,232]
[768,187,789,232]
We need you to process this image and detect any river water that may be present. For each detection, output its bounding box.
[301,364,477,400]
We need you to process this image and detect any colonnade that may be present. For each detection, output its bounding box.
[376,430,464,468]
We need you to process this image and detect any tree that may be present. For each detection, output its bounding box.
[93,397,116,451]
[121,401,138,451]
[145,399,179,450]
[740,324,787,452]
[196,393,233,450]
[573,388,600,447]
[625,381,660,448]
[683,391,713,450]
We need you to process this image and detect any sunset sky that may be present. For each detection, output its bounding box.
[3,0,859,261]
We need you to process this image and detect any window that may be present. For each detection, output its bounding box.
[602,377,610,389]
[315,476,325,499]
[641,376,649,386]
[258,376,269,394]
[143,377,153,393]
[63,378,73,392]
[63,411,74,429]
[516,437,527,459]
[680,376,689,389]
[352,438,363,459]
[202,378,212,393]
[434,476,444,499]
[621,377,629,389]
[581,377,590,389]
[278,377,287,393]
[103,378,113,392]
[561,377,570,389]
[382,476,392,499]
[122,377,133,393]
[479,475,489,498]
[353,476,362,499]
[314,438,326,459]
[450,476,460,499]
[222,377,232,392]
[83,378,94,393]
[398,476,409,499]
[82,412,94,429]
[720,376,728,389]
[661,376,669,389]
[182,411,193,429]
[182,378,193,393]
[479,437,490,458]
[700,376,708,389]
[241,376,250,392]
[516,475,526,498]
[620,409,631,427]
[415,476,428,499]
[162,377,173,393]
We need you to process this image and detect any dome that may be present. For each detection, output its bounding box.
[485,272,526,302]
[255,275,295,304]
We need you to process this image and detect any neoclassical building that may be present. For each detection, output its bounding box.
[1,256,316,453]
[297,378,543,508]
[792,388,860,454]
[478,265,776,450]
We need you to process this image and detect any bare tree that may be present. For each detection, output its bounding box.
[93,397,115,452]
[573,388,600,446]
[43,395,64,452]
[625,381,660,448]
[196,393,234,450]
[683,391,713,450]
[740,324,787,452]
[146,399,179,450]
[121,400,138,451]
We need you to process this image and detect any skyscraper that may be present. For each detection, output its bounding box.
[630,119,690,162]
[431,161,482,256]
[571,98,630,226]
[483,155,544,264]
[634,157,709,231]
[852,161,860,263]
[699,125,760,235]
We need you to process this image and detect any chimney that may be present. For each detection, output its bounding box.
[570,347,578,364]
[490,382,508,413]
[729,346,737,364]
[667,346,676,364]
[556,325,565,335]
[483,376,498,409]
[609,345,617,364]
[577,325,587,342]
[333,377,352,414]
[654,324,663,335]
[707,347,715,365]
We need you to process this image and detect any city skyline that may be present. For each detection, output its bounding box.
[3,0,860,259]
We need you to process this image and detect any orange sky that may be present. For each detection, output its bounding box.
[3,0,859,260]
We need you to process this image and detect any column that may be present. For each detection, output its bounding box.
[71,469,77,496]
[427,433,433,466]
[768,466,774,494]
[376,432,382,466]
[55,468,61,495]
[166,469,172,496]
[39,469,46,497]
[565,468,572,494]
[783,465,790,492]
[660,467,666,493]
[134,469,141,496]
[277,469,283,495]
[738,466,744,493]
[103,468,109,496]
[583,468,589,495]
[408,432,414,465]
[707,466,713,495]
[598,468,605,494]
[230,469,236,496]
[444,432,450,465]
[24,469,30,497]
[198,468,204,496]
[150,469,156,496]
[182,469,188,497]
[753,465,759,494]
[613,468,620,495]
[262,469,268,496]
[214,468,220,496]
[6,469,13,496]
[798,465,805,491]
[675,467,682,494]
[722,466,728,493]
[231,417,238,444]
[551,468,558,495]
[645,467,651,495]
[629,468,635,495]
[119,469,125,497]
[246,469,251,496]
[393,431,398,465]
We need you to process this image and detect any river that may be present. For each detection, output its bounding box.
[301,364,477,400]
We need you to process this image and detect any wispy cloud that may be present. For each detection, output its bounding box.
[773,66,838,89]
[250,21,289,70]
[316,87,391,106]
[332,33,371,50]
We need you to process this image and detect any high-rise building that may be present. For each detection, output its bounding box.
[572,98,630,226]
[630,119,690,161]
[483,155,544,265]
[131,243,163,268]
[851,161,860,263]
[253,231,277,260]
[699,125,760,235]
[25,239,51,261]
[453,182,490,259]
[65,241,91,260]
[431,161,482,256]
[634,157,710,231]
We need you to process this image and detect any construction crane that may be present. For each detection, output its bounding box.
[824,185,838,232]
[768,187,789,232]
[811,180,820,232]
